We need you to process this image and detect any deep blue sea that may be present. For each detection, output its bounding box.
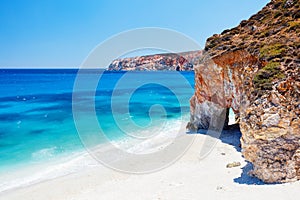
[0,69,195,191]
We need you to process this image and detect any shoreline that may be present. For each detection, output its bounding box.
[0,112,237,194]
[0,115,191,193]
[1,127,299,200]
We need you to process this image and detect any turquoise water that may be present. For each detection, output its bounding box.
[0,69,195,173]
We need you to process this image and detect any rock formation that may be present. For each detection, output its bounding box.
[107,50,202,71]
[188,0,299,183]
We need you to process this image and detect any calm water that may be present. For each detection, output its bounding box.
[0,69,195,174]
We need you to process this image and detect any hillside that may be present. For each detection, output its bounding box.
[188,0,300,183]
[107,50,202,71]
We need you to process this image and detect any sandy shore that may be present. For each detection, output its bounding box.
[0,129,299,200]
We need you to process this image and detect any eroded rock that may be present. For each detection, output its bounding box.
[189,0,300,183]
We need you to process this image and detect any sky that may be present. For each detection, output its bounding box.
[0,0,270,68]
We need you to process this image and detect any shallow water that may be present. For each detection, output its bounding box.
[0,69,195,174]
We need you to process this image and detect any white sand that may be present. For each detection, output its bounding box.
[0,130,299,200]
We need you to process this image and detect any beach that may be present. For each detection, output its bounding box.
[0,70,193,191]
[1,0,299,198]
[1,127,299,200]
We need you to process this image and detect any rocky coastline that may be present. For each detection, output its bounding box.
[188,0,299,183]
[107,50,202,71]
[106,0,299,184]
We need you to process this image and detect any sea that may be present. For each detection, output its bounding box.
[0,69,196,192]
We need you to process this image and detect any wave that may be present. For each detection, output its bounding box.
[112,116,188,154]
[0,115,189,193]
[0,150,99,193]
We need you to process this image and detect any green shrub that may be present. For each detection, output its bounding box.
[288,20,300,30]
[253,61,285,90]
[259,44,285,59]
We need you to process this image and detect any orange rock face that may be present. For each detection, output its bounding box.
[188,0,300,183]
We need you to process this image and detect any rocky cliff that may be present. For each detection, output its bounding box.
[107,50,202,71]
[188,0,299,183]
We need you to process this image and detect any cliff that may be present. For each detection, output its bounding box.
[107,50,202,71]
[188,0,299,183]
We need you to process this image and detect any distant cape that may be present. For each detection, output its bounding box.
[107,50,202,71]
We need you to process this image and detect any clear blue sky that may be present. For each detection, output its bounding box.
[0,0,269,68]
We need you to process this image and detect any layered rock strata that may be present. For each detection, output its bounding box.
[188,0,299,183]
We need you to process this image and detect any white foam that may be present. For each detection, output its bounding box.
[0,115,189,193]
[112,116,188,154]
[31,147,57,160]
[0,150,99,193]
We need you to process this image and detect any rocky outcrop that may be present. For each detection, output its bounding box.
[107,50,202,71]
[188,0,299,183]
